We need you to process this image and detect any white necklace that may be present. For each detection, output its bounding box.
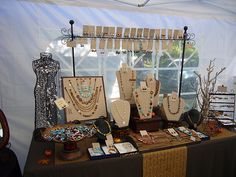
[111,100,130,127]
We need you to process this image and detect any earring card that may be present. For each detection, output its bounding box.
[149,29,155,39]
[108,27,115,37]
[114,39,120,49]
[83,25,89,36]
[168,29,173,39]
[130,28,137,38]
[124,28,130,38]
[96,26,103,37]
[103,27,109,37]
[143,28,150,38]
[99,39,106,49]
[122,39,128,49]
[137,28,143,38]
[107,38,113,49]
[116,27,123,38]
[134,40,140,51]
[91,38,97,50]
[161,29,166,39]
[155,29,160,39]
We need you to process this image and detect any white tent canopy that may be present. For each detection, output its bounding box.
[1,0,236,171]
[23,0,236,18]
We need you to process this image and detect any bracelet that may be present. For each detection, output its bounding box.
[108,146,117,154]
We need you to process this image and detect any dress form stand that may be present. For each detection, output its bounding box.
[162,92,185,121]
[133,82,154,119]
[32,52,60,129]
[111,100,130,128]
[116,63,136,104]
[145,73,161,107]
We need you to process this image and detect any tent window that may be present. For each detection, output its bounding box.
[47,37,199,111]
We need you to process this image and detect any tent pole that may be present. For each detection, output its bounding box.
[69,20,76,77]
[178,26,188,98]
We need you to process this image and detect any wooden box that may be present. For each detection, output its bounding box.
[129,105,164,132]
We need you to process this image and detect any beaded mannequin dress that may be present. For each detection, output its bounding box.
[33,52,60,129]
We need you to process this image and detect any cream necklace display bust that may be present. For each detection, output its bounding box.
[116,63,136,104]
[133,82,154,119]
[162,92,185,121]
[111,99,130,128]
[145,73,161,107]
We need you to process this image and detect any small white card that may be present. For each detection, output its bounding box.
[92,142,101,149]
[54,97,69,110]
[140,130,148,137]
[190,136,196,142]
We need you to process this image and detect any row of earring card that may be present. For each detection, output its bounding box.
[62,76,107,122]
[82,26,184,39]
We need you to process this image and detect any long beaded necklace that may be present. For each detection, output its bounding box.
[118,70,136,101]
[167,96,181,115]
[134,90,154,119]
[65,85,102,117]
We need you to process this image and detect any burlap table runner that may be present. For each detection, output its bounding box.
[143,146,187,177]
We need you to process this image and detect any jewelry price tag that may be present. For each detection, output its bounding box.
[106,134,114,144]
[54,97,69,110]
[190,136,196,142]
[137,28,143,38]
[91,38,96,50]
[83,25,89,36]
[105,139,114,147]
[140,130,148,137]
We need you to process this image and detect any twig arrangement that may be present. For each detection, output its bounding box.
[194,59,226,118]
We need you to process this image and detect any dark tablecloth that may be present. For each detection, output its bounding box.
[0,147,22,177]
[187,136,236,177]
[23,139,143,177]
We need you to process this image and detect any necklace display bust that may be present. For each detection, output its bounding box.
[162,92,185,121]
[111,99,130,128]
[145,73,161,107]
[133,82,154,119]
[116,63,136,104]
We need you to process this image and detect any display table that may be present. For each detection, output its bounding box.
[23,130,236,177]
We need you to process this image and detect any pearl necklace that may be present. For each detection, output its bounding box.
[112,100,130,126]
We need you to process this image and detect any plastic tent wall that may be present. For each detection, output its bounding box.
[0,0,236,171]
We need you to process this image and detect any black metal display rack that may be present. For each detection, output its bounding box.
[209,92,236,120]
[61,20,195,97]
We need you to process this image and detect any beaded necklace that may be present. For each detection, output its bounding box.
[65,85,102,118]
[134,90,154,119]
[118,70,136,101]
[186,112,202,129]
[69,79,97,105]
[93,120,111,137]
[146,79,160,97]
[167,96,181,115]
